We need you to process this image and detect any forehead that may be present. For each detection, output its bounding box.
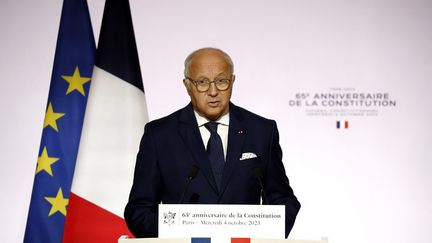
[188,50,231,76]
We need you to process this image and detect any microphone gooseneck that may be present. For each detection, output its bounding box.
[251,166,268,204]
[178,164,200,204]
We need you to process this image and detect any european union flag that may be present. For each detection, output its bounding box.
[24,0,95,242]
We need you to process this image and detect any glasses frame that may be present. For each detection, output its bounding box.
[184,75,234,92]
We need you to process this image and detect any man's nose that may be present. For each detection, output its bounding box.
[207,82,218,96]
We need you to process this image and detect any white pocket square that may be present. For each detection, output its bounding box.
[240,152,257,161]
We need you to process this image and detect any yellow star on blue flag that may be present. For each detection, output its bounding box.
[45,188,69,216]
[43,102,65,132]
[36,146,60,176]
[62,66,91,96]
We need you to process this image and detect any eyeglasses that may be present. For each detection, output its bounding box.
[185,76,233,92]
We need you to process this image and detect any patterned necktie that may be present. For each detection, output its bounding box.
[204,122,225,191]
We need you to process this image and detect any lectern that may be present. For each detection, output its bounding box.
[120,204,327,243]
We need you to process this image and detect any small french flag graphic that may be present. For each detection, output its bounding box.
[192,237,248,243]
[336,120,349,129]
[191,237,290,243]
[191,237,248,243]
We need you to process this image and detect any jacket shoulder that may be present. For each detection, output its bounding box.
[231,104,276,126]
[144,104,193,131]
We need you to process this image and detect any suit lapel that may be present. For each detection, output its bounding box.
[177,104,219,194]
[219,104,246,197]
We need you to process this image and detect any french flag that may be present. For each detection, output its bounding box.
[63,0,148,241]
[336,120,349,129]
[118,237,290,243]
[191,238,288,243]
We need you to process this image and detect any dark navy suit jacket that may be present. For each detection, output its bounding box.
[125,103,300,238]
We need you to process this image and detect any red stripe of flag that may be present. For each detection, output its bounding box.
[63,193,133,242]
[231,238,251,243]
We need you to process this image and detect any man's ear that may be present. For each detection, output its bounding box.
[183,79,192,95]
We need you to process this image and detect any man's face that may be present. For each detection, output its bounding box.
[184,50,234,121]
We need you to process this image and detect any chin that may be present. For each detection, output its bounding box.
[203,111,222,121]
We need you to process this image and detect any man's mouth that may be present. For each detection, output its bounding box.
[208,100,220,107]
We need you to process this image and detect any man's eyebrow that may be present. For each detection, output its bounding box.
[194,76,209,80]
[213,72,232,79]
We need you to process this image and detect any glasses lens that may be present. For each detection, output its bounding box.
[215,79,230,91]
[196,83,209,92]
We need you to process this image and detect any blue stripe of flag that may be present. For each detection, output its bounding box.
[24,0,95,242]
[192,238,211,243]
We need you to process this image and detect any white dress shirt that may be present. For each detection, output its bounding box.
[194,110,230,160]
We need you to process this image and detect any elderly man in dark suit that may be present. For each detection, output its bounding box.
[125,47,300,238]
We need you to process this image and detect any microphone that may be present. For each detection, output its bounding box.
[251,166,268,204]
[178,164,200,204]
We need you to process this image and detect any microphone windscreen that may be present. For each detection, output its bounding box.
[251,166,263,178]
[188,164,200,180]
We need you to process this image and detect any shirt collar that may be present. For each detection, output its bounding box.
[194,110,230,127]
